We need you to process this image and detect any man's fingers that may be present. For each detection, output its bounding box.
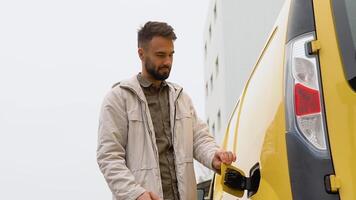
[137,192,152,200]
[226,152,231,162]
[149,191,160,200]
[221,151,228,162]
[218,151,224,161]
[222,152,227,162]
[220,151,236,164]
[226,152,232,164]
[228,152,234,162]
[213,150,237,171]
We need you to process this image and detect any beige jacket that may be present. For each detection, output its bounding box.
[97,76,219,200]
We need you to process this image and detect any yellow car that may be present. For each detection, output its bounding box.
[210,0,356,199]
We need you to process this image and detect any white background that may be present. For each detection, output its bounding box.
[0,0,210,199]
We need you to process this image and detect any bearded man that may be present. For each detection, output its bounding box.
[97,21,236,200]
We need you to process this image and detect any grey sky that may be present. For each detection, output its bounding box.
[0,0,210,199]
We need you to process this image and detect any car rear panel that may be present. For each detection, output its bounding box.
[284,0,339,199]
[313,0,356,199]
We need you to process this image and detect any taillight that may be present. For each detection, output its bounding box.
[285,33,327,151]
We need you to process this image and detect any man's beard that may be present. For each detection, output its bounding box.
[145,58,171,81]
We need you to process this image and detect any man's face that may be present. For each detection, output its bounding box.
[141,36,174,81]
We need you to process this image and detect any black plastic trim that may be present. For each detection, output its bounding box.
[247,163,260,198]
[286,132,340,200]
[209,174,215,200]
[286,0,316,43]
[224,168,246,190]
[332,0,356,91]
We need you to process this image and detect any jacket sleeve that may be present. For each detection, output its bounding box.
[187,94,220,170]
[97,90,146,200]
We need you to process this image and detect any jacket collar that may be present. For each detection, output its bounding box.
[119,74,183,103]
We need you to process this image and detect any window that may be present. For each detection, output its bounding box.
[204,42,207,58]
[333,0,356,90]
[344,0,356,48]
[212,123,215,136]
[214,3,217,20]
[210,74,213,91]
[217,110,221,131]
[205,82,209,96]
[215,56,219,76]
[209,24,212,40]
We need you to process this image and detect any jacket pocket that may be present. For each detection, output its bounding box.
[132,168,160,194]
[126,109,156,171]
[175,109,194,163]
[127,109,143,121]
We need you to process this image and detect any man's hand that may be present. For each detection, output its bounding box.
[212,149,237,173]
[137,191,160,200]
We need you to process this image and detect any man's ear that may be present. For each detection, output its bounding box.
[138,48,145,61]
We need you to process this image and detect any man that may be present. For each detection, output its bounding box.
[97,21,236,200]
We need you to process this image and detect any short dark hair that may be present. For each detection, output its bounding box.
[137,21,177,48]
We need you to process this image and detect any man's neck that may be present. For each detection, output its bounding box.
[141,72,162,88]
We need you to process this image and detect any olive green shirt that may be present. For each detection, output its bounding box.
[137,74,179,200]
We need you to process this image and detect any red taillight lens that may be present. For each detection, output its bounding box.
[294,83,321,116]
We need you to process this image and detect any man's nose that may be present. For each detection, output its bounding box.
[163,57,172,66]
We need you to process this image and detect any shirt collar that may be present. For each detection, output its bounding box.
[137,73,168,88]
